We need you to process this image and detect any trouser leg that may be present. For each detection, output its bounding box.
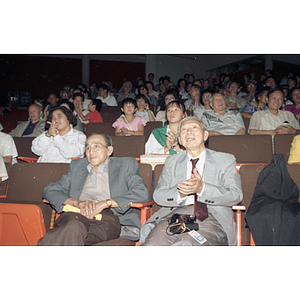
[143,206,227,246]
[38,212,90,246]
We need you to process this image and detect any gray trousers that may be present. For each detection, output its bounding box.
[142,205,227,246]
[38,209,121,246]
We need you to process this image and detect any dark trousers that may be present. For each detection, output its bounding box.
[38,209,121,246]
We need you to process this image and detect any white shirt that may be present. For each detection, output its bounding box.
[97,94,117,106]
[249,109,300,133]
[0,132,18,164]
[31,127,86,163]
[0,155,8,181]
[177,149,206,205]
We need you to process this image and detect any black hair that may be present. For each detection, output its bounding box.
[98,83,109,91]
[45,106,77,130]
[121,98,138,109]
[73,93,84,102]
[166,100,186,114]
[254,87,271,103]
[135,93,150,106]
[200,89,214,105]
[266,87,284,100]
[57,99,75,112]
[289,86,300,102]
[91,99,102,112]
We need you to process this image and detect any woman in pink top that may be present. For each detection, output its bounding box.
[112,98,147,136]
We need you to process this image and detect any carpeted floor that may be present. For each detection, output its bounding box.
[0,107,29,133]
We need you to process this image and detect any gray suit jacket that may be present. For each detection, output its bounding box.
[43,157,149,240]
[141,149,242,245]
[9,120,45,137]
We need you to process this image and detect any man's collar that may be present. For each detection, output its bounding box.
[87,158,110,173]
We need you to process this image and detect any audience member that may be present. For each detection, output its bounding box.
[138,84,158,111]
[199,93,245,135]
[0,124,18,164]
[9,104,45,137]
[284,87,300,122]
[57,99,83,132]
[184,84,202,114]
[38,133,149,245]
[155,90,179,123]
[192,88,214,118]
[288,135,300,164]
[264,76,277,89]
[44,92,59,118]
[112,98,146,136]
[145,81,159,100]
[75,99,103,123]
[141,116,242,246]
[31,106,86,162]
[249,88,300,135]
[134,94,155,122]
[34,96,47,118]
[117,81,135,102]
[0,155,8,182]
[89,81,98,99]
[82,89,92,110]
[223,80,247,111]
[243,80,257,103]
[59,89,71,101]
[241,87,270,118]
[145,100,186,154]
[97,83,117,106]
[177,78,188,99]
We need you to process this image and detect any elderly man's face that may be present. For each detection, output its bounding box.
[85,134,113,170]
[211,93,226,113]
[178,119,209,154]
[28,105,42,123]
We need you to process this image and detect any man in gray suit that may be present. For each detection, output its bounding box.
[9,104,45,137]
[141,116,242,246]
[38,133,149,246]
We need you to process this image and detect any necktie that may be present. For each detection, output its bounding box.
[190,158,208,222]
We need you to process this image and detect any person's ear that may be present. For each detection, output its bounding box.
[108,146,113,156]
[121,107,124,113]
[204,130,209,142]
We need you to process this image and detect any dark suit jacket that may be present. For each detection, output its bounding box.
[43,157,149,240]
[245,154,300,245]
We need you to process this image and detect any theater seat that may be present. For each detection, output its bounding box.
[0,162,70,246]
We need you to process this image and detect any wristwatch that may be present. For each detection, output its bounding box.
[106,199,112,208]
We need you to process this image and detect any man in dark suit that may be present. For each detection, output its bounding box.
[38,133,149,246]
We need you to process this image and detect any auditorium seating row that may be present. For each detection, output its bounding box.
[1,160,300,246]
[12,131,300,164]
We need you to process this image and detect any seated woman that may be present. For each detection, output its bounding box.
[112,98,147,136]
[31,106,86,163]
[145,100,186,154]
[284,87,300,122]
[134,94,155,122]
[116,81,135,102]
[193,88,214,119]
[241,87,270,119]
[155,90,179,123]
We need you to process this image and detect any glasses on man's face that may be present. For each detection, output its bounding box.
[203,94,211,98]
[248,85,255,88]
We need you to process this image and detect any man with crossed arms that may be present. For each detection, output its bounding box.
[141,116,242,246]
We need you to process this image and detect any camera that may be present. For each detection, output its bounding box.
[171,214,196,224]
[168,213,199,234]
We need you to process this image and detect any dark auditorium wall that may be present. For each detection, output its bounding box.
[0,55,145,102]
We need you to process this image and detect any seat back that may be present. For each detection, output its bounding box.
[144,121,163,141]
[207,134,273,164]
[110,135,145,157]
[13,136,39,159]
[85,122,115,137]
[100,106,121,122]
[239,164,267,245]
[242,116,250,134]
[4,162,70,231]
[0,163,11,197]
[139,163,152,201]
[273,133,298,162]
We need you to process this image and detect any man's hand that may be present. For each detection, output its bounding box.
[275,125,296,134]
[227,102,238,110]
[177,168,204,198]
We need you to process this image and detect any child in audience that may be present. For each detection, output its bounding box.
[112,98,146,136]
[134,94,155,121]
[75,99,103,123]
[145,100,186,154]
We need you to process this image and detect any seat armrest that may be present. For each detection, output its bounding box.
[18,156,38,163]
[232,204,246,246]
[131,201,154,208]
